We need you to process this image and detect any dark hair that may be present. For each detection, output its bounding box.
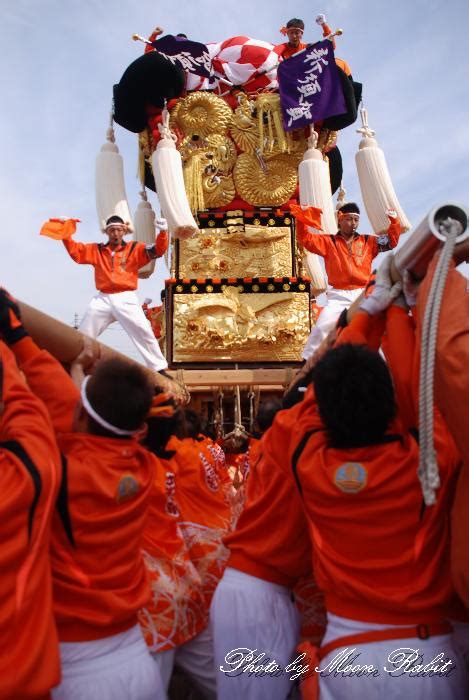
[184,408,203,440]
[144,392,185,458]
[85,358,153,437]
[286,18,304,30]
[105,215,125,226]
[256,398,283,433]
[176,33,188,38]
[282,369,315,409]
[338,202,360,215]
[312,344,396,448]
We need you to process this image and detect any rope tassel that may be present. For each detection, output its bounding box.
[355,107,411,235]
[134,189,156,279]
[297,128,335,294]
[151,107,199,240]
[95,110,133,230]
[418,219,462,505]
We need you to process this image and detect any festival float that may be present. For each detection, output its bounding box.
[97,14,413,442]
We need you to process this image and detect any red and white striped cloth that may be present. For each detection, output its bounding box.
[186,36,279,93]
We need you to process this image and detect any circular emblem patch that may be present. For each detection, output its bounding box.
[334,462,368,494]
[116,474,140,504]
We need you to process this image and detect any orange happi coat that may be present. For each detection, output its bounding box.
[138,452,207,651]
[12,337,155,642]
[0,342,61,699]
[63,238,166,294]
[167,435,233,610]
[295,216,401,290]
[260,308,460,624]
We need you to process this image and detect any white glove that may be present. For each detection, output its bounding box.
[360,254,402,316]
[155,217,168,231]
[315,14,327,25]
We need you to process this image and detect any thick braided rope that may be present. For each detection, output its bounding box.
[418,227,459,505]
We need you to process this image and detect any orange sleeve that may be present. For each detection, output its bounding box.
[226,399,319,587]
[11,337,79,434]
[416,259,469,463]
[0,341,60,462]
[335,310,381,348]
[386,217,402,249]
[382,305,417,430]
[416,258,469,606]
[63,239,97,265]
[155,230,169,258]
[0,341,61,697]
[133,242,152,268]
[296,219,331,257]
[335,57,351,76]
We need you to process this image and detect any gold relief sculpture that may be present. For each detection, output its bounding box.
[170,92,233,137]
[231,95,308,161]
[317,129,338,154]
[179,134,237,174]
[230,96,259,153]
[180,133,238,212]
[138,128,154,185]
[203,173,236,209]
[172,287,310,363]
[178,225,293,278]
[233,153,298,207]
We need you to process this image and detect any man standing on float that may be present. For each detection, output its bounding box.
[293,202,401,360]
[62,214,169,372]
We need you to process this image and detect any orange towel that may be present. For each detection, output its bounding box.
[40,218,80,240]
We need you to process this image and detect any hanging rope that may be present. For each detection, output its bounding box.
[247,388,255,434]
[106,106,116,144]
[418,218,462,505]
[233,385,244,435]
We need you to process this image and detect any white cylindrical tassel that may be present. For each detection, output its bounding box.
[151,110,199,240]
[96,140,133,231]
[355,108,411,234]
[134,192,156,279]
[297,133,335,293]
[299,148,337,232]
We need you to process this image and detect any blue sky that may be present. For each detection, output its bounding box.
[1,0,468,360]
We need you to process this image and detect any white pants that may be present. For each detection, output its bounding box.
[52,624,166,700]
[316,613,466,700]
[210,567,300,700]
[80,290,168,371]
[302,287,363,361]
[153,626,217,699]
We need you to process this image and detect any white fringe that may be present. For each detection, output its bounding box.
[298,146,335,293]
[134,195,156,279]
[151,140,199,240]
[355,135,411,235]
[95,141,133,231]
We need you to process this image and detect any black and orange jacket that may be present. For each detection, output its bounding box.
[12,337,156,642]
[0,341,61,699]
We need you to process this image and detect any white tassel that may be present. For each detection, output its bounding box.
[151,107,199,240]
[298,129,334,294]
[134,190,156,279]
[95,116,133,231]
[355,107,411,234]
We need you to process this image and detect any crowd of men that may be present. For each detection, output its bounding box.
[3,15,468,700]
[2,202,469,699]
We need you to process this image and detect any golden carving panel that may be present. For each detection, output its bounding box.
[171,288,310,363]
[178,226,293,278]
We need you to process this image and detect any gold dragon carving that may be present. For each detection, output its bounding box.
[172,286,310,363]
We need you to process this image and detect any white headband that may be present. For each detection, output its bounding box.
[80,375,136,436]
